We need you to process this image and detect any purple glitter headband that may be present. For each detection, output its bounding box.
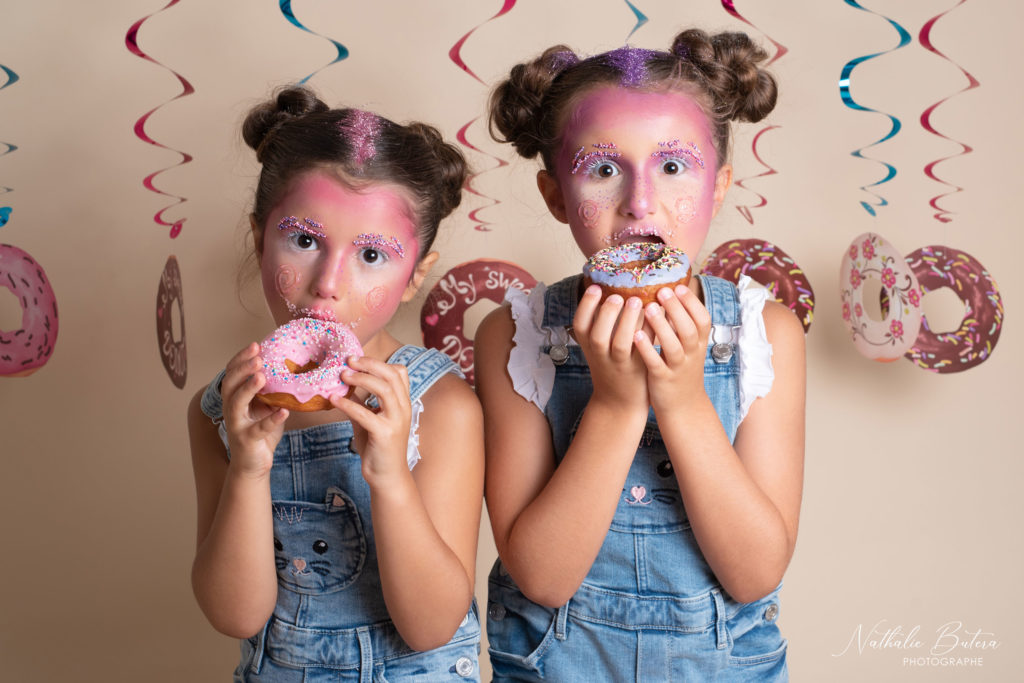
[339,109,382,172]
[548,50,580,75]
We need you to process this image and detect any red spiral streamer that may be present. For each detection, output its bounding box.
[919,0,979,223]
[125,0,195,239]
[449,0,517,231]
[720,1,787,224]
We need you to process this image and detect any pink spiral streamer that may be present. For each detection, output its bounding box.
[125,0,195,239]
[919,0,978,223]
[448,0,517,230]
[720,1,787,223]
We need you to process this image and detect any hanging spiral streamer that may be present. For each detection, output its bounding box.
[125,0,195,239]
[919,0,978,223]
[838,1,911,217]
[278,0,349,84]
[449,0,518,230]
[719,1,787,224]
[622,1,648,42]
[1,64,18,219]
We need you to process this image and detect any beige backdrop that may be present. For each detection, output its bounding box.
[1,1,1019,680]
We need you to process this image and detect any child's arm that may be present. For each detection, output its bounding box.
[189,343,287,638]
[475,287,651,608]
[330,358,483,652]
[635,286,805,603]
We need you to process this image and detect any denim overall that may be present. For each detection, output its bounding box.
[486,275,788,682]
[201,345,481,682]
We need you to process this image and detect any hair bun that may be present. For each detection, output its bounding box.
[405,122,468,219]
[242,86,330,161]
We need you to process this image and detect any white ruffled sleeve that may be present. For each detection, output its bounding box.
[406,398,424,471]
[505,284,559,412]
[735,274,775,419]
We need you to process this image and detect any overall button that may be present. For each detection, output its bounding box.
[488,603,506,620]
[764,603,779,622]
[455,656,475,677]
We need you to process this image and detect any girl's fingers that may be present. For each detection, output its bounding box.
[573,284,603,335]
[610,296,643,359]
[645,301,683,359]
[675,284,711,341]
[633,329,664,369]
[588,294,624,350]
[329,392,379,428]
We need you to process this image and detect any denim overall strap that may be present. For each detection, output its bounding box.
[541,274,582,330]
[387,344,464,403]
[200,369,227,422]
[697,273,741,331]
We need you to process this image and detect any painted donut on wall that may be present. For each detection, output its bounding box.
[701,238,815,332]
[904,245,1003,373]
[420,259,536,385]
[839,232,923,362]
[0,242,58,378]
[156,255,187,388]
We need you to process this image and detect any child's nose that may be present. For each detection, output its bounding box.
[622,174,654,218]
[313,253,344,299]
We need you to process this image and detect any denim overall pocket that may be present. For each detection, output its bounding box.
[725,591,788,671]
[486,568,559,677]
[271,487,367,594]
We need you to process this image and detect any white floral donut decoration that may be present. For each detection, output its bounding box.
[839,232,923,362]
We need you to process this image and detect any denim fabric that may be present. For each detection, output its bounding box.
[201,345,482,682]
[486,276,787,682]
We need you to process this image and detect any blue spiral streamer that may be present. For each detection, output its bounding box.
[279,0,349,83]
[623,1,648,41]
[1,63,18,219]
[838,0,911,216]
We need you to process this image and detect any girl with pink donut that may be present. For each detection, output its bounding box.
[187,87,484,681]
[475,29,805,681]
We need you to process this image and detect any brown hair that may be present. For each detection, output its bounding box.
[489,28,777,171]
[243,86,468,259]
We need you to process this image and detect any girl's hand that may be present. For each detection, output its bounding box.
[573,284,649,410]
[220,342,289,478]
[330,356,413,486]
[634,285,711,412]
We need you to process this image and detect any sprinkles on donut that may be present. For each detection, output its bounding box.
[582,242,692,304]
[256,317,363,411]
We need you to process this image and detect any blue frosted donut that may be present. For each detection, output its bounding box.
[583,242,692,304]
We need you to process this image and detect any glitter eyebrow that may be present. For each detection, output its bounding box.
[277,216,327,239]
[571,142,621,175]
[650,140,705,169]
[353,233,406,259]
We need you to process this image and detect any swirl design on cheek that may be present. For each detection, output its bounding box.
[365,286,388,313]
[578,200,600,228]
[674,197,696,224]
[276,265,299,296]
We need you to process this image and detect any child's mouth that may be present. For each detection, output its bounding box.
[605,225,669,246]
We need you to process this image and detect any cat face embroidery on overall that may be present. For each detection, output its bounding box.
[272,487,367,594]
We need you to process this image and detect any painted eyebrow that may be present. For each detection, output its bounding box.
[353,233,406,259]
[277,216,327,239]
[571,142,621,175]
[651,140,705,169]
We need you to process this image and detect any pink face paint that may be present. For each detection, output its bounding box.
[578,200,601,228]
[651,140,705,170]
[353,232,406,259]
[675,196,697,224]
[275,264,300,296]
[365,286,387,312]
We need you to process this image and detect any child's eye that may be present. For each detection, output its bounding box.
[289,232,319,251]
[585,160,620,179]
[659,157,690,176]
[358,247,389,266]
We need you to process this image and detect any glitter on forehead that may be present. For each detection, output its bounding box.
[340,109,382,171]
[278,215,327,239]
[571,142,621,175]
[353,232,406,259]
[604,46,659,87]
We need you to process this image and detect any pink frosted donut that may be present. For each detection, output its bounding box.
[1,243,59,377]
[257,317,363,412]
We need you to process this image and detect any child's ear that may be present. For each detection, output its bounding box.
[537,170,569,224]
[711,163,733,218]
[402,251,439,303]
[249,213,264,264]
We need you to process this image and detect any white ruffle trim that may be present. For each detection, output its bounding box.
[407,397,424,471]
[505,276,775,419]
[735,274,774,419]
[506,283,575,412]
